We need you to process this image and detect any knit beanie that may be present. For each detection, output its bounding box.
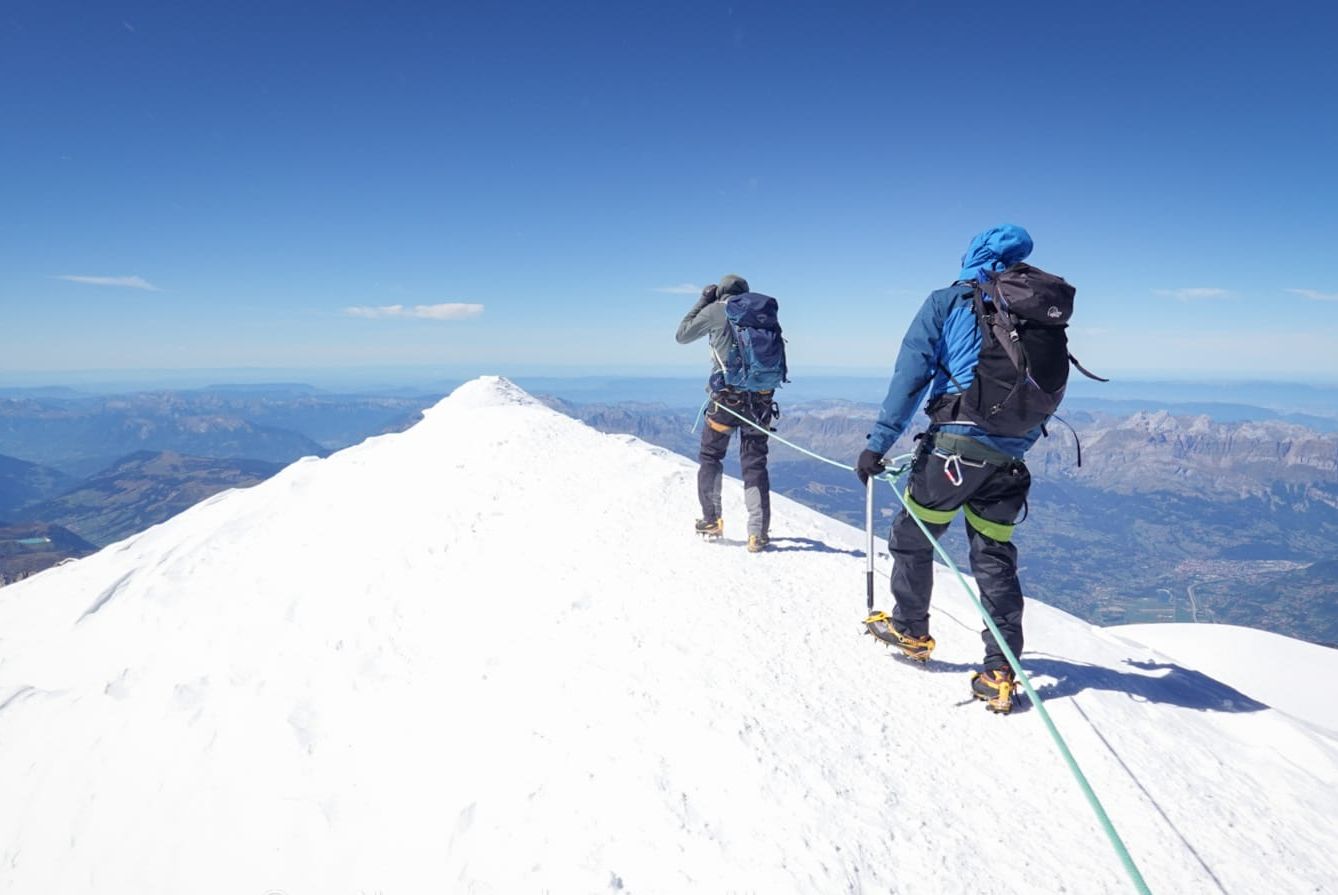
[717,274,750,296]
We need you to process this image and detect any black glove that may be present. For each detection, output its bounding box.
[856,449,886,485]
[696,284,718,306]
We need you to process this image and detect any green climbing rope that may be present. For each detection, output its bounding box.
[707,400,1153,894]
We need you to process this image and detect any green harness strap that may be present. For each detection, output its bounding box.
[903,491,959,525]
[891,481,1018,542]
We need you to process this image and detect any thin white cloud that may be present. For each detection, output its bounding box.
[1286,288,1338,302]
[654,283,701,295]
[1153,287,1232,301]
[344,303,484,320]
[56,275,161,291]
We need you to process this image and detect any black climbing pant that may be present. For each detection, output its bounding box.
[697,389,774,537]
[888,434,1031,671]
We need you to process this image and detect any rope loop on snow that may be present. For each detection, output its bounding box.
[707,401,1153,895]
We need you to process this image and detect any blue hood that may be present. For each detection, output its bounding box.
[958,224,1034,283]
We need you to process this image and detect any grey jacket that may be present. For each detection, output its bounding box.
[675,299,733,380]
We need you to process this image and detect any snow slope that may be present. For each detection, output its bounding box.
[1113,623,1338,735]
[1,376,1336,894]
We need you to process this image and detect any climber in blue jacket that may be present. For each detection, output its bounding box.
[857,224,1043,714]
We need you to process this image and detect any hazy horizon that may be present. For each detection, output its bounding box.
[4,368,1337,420]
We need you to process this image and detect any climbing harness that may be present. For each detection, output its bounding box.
[691,388,778,437]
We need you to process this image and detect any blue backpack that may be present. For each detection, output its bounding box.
[722,292,788,392]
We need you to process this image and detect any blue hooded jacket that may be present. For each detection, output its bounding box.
[865,224,1045,458]
[959,225,1034,284]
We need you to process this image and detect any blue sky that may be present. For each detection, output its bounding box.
[3,1,1336,384]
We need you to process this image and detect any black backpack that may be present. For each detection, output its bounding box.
[929,263,1106,437]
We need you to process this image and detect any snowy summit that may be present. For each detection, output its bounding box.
[1,376,1336,893]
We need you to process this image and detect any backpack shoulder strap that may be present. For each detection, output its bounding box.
[971,280,1026,373]
[966,282,991,342]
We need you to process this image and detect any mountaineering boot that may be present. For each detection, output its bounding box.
[694,517,723,539]
[971,668,1017,714]
[747,534,770,553]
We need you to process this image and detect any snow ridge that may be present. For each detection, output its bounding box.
[1,377,1336,894]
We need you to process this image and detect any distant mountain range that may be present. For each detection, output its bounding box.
[0,388,437,477]
[514,375,1338,420]
[0,395,324,478]
[17,451,286,547]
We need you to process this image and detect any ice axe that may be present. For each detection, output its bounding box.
[862,472,900,644]
[861,459,929,655]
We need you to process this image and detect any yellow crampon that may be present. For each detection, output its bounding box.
[863,611,935,661]
[694,517,723,539]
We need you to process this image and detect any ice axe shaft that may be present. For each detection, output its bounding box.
[862,466,904,648]
[865,474,875,614]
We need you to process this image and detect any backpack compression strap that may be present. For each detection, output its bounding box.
[1068,353,1109,382]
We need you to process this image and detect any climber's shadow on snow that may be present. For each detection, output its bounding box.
[1020,656,1268,713]
[877,650,977,673]
[765,537,863,557]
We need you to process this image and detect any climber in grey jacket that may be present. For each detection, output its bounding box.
[675,274,774,553]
